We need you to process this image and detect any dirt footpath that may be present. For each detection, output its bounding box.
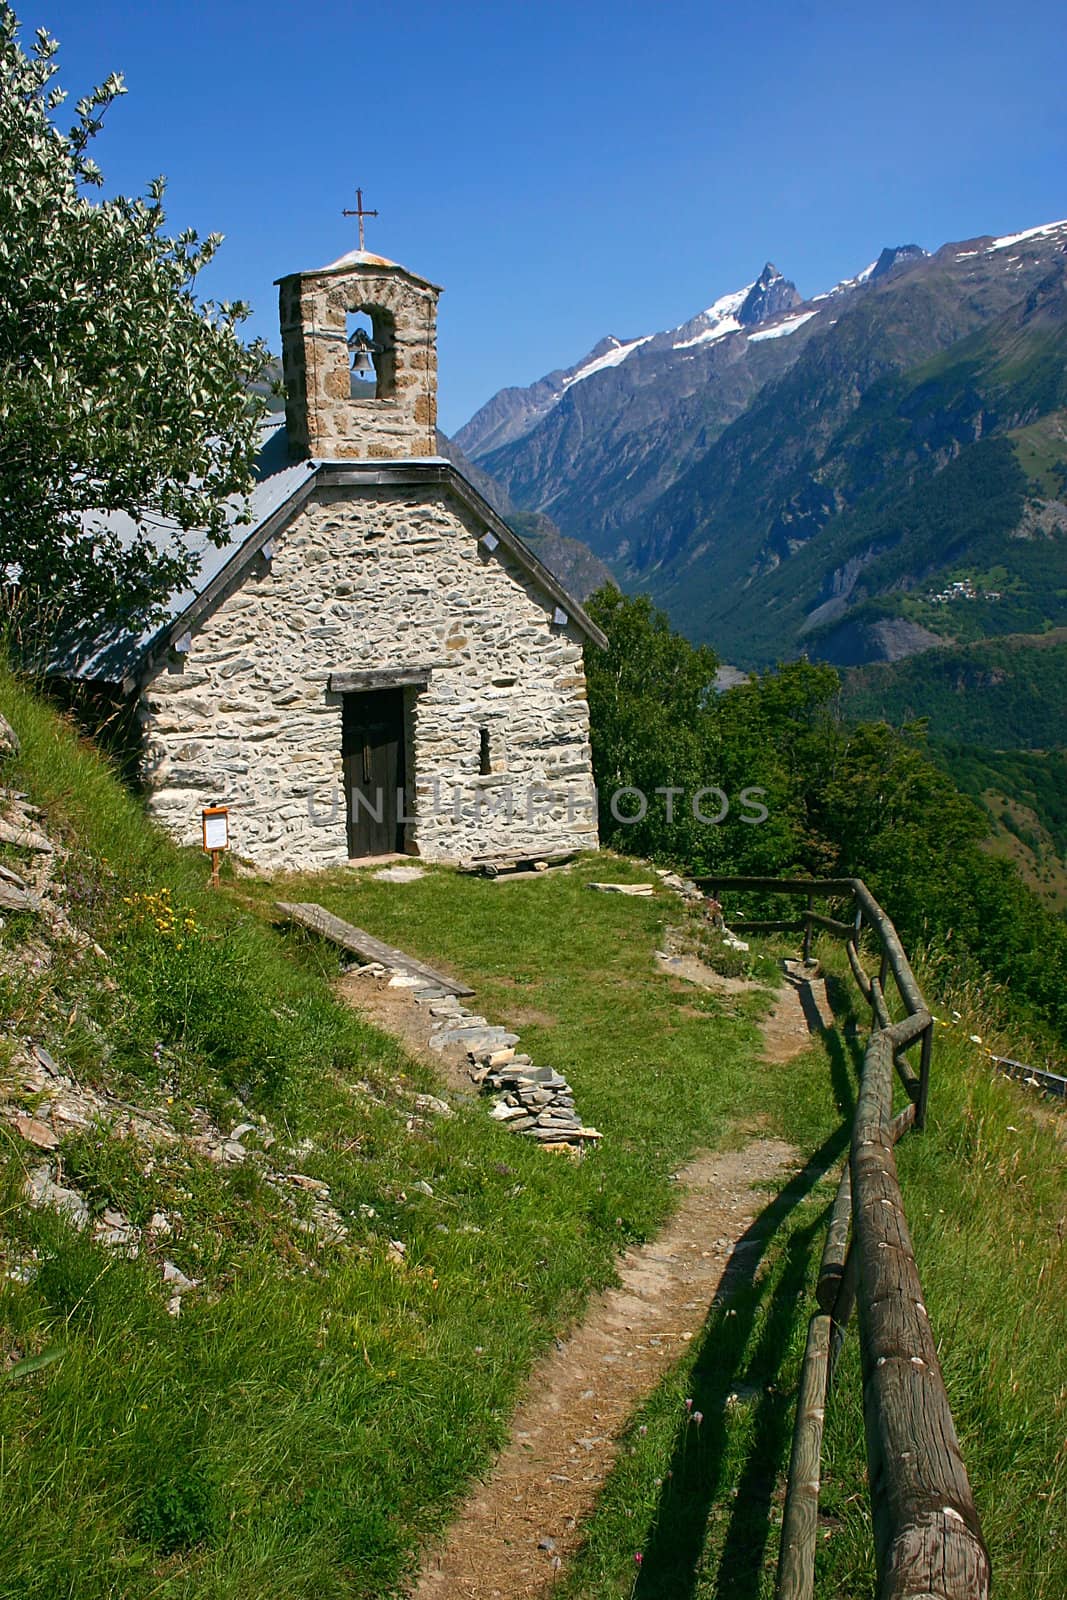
[412,1140,798,1600]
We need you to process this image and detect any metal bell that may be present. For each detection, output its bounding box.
[350,343,375,378]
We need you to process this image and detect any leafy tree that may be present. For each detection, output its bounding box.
[584,584,1067,1042]
[583,587,837,873]
[711,658,843,874]
[584,587,719,865]
[0,4,269,634]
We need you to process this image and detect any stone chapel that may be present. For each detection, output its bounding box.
[62,245,604,869]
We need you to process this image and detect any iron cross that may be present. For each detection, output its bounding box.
[342,188,379,252]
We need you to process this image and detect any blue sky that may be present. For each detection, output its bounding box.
[18,0,1067,433]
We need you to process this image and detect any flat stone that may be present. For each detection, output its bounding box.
[430,1027,517,1052]
[372,865,425,883]
[413,1093,452,1117]
[14,1115,58,1151]
[490,1102,530,1122]
[482,1047,515,1067]
[431,1014,487,1031]
[162,1260,198,1290]
[0,880,36,914]
[586,882,654,896]
[95,1211,138,1252]
[0,820,53,853]
[25,1166,88,1228]
[287,1173,330,1194]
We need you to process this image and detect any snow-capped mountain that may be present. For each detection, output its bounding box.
[455,261,814,464]
[453,218,1067,668]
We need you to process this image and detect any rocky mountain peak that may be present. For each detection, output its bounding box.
[737,263,802,327]
[870,244,927,280]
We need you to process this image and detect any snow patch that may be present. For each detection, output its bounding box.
[748,310,819,342]
[818,261,879,299]
[701,285,750,321]
[988,218,1067,252]
[673,318,742,350]
[561,335,652,388]
[671,284,752,349]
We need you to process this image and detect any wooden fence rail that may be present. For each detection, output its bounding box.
[693,875,990,1600]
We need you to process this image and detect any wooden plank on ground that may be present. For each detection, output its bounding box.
[276,901,474,997]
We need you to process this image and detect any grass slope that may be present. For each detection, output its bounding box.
[0,670,1062,1597]
[0,667,763,1598]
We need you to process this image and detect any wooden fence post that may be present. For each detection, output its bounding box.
[852,1034,989,1599]
[708,875,986,1600]
[917,1019,933,1131]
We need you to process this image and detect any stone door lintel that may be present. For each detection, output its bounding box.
[328,668,432,694]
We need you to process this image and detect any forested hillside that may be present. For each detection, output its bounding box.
[837,630,1067,907]
[839,631,1067,747]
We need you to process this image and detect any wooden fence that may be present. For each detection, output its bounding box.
[695,876,991,1600]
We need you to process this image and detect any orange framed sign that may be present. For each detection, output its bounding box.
[202,806,229,853]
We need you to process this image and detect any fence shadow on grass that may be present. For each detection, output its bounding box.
[633,1021,864,1600]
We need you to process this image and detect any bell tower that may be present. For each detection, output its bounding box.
[277,247,442,462]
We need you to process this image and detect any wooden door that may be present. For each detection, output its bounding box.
[342,689,406,857]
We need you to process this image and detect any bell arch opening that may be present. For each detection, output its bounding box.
[345,305,396,400]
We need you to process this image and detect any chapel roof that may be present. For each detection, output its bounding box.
[275,249,444,292]
[51,418,606,689]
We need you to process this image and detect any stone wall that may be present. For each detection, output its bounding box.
[139,485,599,869]
[279,263,439,461]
